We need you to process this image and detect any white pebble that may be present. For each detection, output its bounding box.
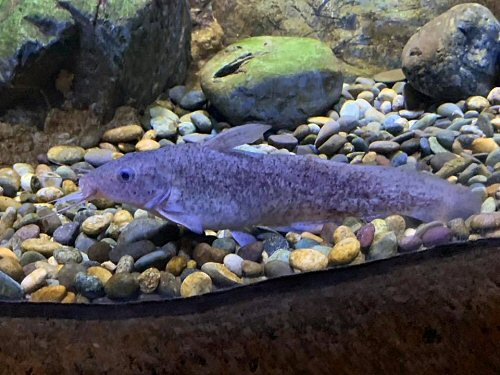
[223,254,244,277]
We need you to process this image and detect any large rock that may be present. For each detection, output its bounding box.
[0,0,191,120]
[402,3,500,101]
[200,36,343,129]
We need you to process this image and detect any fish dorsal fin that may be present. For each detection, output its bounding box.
[203,123,272,151]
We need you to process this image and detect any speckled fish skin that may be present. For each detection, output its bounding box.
[69,125,481,233]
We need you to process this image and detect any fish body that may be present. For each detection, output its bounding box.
[62,124,481,233]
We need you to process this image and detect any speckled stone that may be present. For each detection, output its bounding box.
[157,271,181,297]
[74,272,105,299]
[180,271,212,297]
[329,237,361,265]
[137,268,161,294]
[105,273,139,300]
[115,255,135,274]
[57,263,86,291]
[290,249,328,272]
[35,187,64,203]
[447,218,469,240]
[201,262,243,287]
[53,247,83,264]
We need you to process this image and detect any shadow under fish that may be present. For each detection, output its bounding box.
[55,124,482,245]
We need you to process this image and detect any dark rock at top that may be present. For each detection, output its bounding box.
[0,0,191,121]
[402,3,500,101]
[109,240,157,263]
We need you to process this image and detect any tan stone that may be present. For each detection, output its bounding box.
[135,139,161,152]
[21,239,62,256]
[471,138,499,154]
[102,124,144,143]
[36,187,64,203]
[81,214,112,237]
[61,291,76,304]
[290,249,328,272]
[0,197,21,211]
[307,116,331,125]
[0,247,17,260]
[0,257,24,281]
[300,232,324,243]
[333,225,356,244]
[87,266,113,285]
[180,272,212,297]
[166,256,188,276]
[30,285,67,303]
[329,237,361,265]
[62,180,79,195]
[21,268,47,293]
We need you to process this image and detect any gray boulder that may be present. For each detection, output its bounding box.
[200,36,343,129]
[0,0,191,120]
[402,3,500,101]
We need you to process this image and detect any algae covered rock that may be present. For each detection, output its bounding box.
[402,3,500,101]
[200,36,343,129]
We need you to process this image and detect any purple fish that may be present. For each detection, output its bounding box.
[57,124,481,235]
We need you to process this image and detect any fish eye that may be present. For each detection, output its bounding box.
[118,168,135,182]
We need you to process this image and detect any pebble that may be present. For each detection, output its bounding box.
[53,222,80,246]
[367,232,398,260]
[57,263,86,290]
[19,251,46,266]
[201,262,242,287]
[134,247,175,272]
[117,217,179,245]
[0,257,24,281]
[109,240,156,263]
[179,90,207,110]
[157,271,181,297]
[487,87,500,105]
[465,96,490,112]
[21,267,47,293]
[328,237,361,265]
[74,233,97,252]
[166,256,188,276]
[317,134,347,156]
[87,266,113,284]
[333,225,356,244]
[192,243,227,266]
[151,117,177,138]
[115,255,135,274]
[137,267,161,294]
[447,218,469,240]
[481,197,496,213]
[74,272,105,299]
[0,271,23,300]
[178,122,197,136]
[356,223,375,249]
[268,134,298,151]
[47,145,85,165]
[471,138,498,154]
[398,234,422,253]
[105,273,139,300]
[421,226,452,247]
[190,112,213,133]
[135,139,160,151]
[30,285,67,302]
[437,103,463,118]
[223,253,244,277]
[241,260,264,277]
[264,260,293,278]
[84,148,117,167]
[21,238,61,256]
[102,125,144,143]
[35,187,64,202]
[368,141,400,154]
[81,214,112,237]
[469,212,500,230]
[0,247,17,260]
[180,271,212,297]
[267,248,290,263]
[289,249,328,272]
[262,234,289,256]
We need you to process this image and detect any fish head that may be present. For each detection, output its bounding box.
[56,150,169,210]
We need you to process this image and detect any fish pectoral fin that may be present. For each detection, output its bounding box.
[155,206,204,234]
[203,123,272,151]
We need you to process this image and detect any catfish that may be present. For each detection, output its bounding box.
[57,124,481,238]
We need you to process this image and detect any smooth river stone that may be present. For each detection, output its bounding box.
[47,145,85,165]
[102,125,144,143]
